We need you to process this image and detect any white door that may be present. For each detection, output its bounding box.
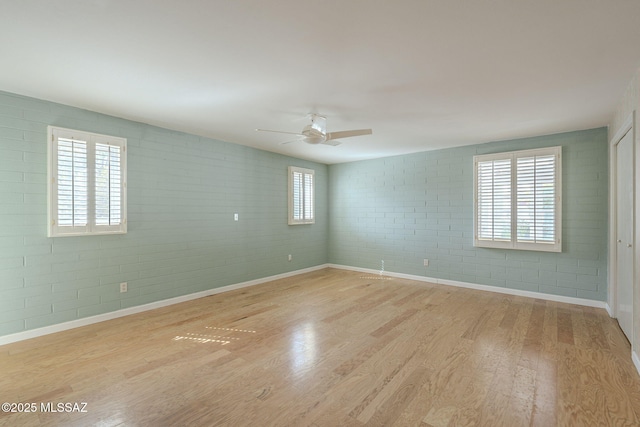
[616,129,634,342]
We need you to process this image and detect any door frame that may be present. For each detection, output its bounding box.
[608,112,635,343]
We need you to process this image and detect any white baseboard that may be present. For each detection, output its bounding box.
[327,264,608,309]
[0,263,612,346]
[604,302,613,317]
[633,351,640,377]
[0,264,330,347]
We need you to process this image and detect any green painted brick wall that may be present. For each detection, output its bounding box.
[328,128,608,301]
[0,91,328,336]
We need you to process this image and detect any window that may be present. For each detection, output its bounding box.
[474,146,561,252]
[48,126,127,237]
[288,166,314,225]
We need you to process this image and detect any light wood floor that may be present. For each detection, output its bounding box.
[1,268,639,426]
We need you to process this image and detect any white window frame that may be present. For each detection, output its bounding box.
[473,146,561,252]
[288,166,315,225]
[48,126,127,237]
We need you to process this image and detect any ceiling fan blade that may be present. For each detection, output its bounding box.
[320,139,342,146]
[279,139,300,145]
[255,128,304,137]
[326,129,372,141]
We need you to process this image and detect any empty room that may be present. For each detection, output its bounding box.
[2,1,640,426]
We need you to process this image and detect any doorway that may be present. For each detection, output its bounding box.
[615,127,634,342]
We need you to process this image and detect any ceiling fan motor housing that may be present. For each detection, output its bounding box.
[302,123,326,144]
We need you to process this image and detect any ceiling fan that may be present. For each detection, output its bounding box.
[256,114,372,146]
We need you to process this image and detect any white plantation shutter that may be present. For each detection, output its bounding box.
[289,166,315,224]
[474,146,561,252]
[48,127,127,237]
[516,154,556,243]
[303,172,314,221]
[57,138,88,228]
[95,143,122,226]
[292,171,303,220]
[477,158,511,241]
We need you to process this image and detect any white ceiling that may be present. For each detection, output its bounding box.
[2,1,640,164]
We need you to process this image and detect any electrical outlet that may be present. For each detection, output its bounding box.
[288,254,292,261]
[234,213,239,221]
[120,282,128,293]
[423,259,429,267]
